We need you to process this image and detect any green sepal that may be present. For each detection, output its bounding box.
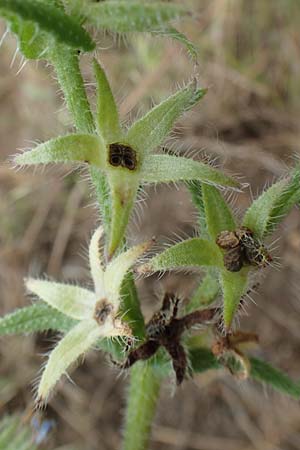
[107,174,139,257]
[138,238,223,274]
[221,269,248,329]
[0,0,95,53]
[202,184,236,240]
[243,167,300,239]
[189,347,221,373]
[93,59,122,142]
[242,179,286,239]
[126,82,206,158]
[186,181,209,238]
[141,155,240,188]
[84,1,187,33]
[14,134,105,167]
[0,302,77,335]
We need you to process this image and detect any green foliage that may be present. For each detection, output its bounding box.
[139,238,223,273]
[250,357,300,398]
[0,302,76,335]
[84,1,186,33]
[191,349,300,399]
[0,0,95,57]
[243,167,300,239]
[201,184,236,240]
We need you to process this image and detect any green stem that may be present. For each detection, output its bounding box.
[122,364,161,450]
[49,45,95,134]
[49,44,145,333]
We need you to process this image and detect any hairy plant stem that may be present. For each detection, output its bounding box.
[49,46,112,234]
[123,364,161,450]
[49,45,155,449]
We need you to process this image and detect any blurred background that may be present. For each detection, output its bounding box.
[1,0,300,449]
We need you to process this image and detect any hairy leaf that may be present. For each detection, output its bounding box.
[243,167,300,239]
[250,357,300,399]
[186,181,209,238]
[141,155,239,188]
[84,1,187,33]
[153,27,198,60]
[126,82,206,158]
[202,184,236,240]
[191,348,300,398]
[138,238,223,274]
[0,0,95,52]
[93,59,122,142]
[0,303,77,335]
[14,134,105,167]
[221,269,248,329]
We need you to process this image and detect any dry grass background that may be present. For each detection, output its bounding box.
[1,1,300,449]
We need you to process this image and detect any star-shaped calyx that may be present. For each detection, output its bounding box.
[15,59,239,257]
[26,226,151,405]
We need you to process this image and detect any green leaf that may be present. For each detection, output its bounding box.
[49,46,95,134]
[250,357,300,399]
[191,348,300,399]
[0,0,95,52]
[140,155,240,188]
[265,169,300,235]
[243,167,300,239]
[0,11,50,59]
[93,59,122,142]
[138,238,223,274]
[243,179,287,239]
[154,27,198,60]
[120,272,145,339]
[126,82,206,158]
[221,269,248,329]
[0,303,77,335]
[84,1,187,33]
[186,181,209,238]
[14,134,105,167]
[202,184,236,240]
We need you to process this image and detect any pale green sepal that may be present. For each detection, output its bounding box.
[37,319,101,403]
[138,238,223,274]
[26,279,96,320]
[202,184,236,240]
[126,83,206,158]
[140,155,239,188]
[105,240,153,306]
[0,303,77,335]
[93,59,122,142]
[221,269,248,329]
[89,226,105,296]
[14,134,105,168]
[242,179,287,239]
[84,1,187,33]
